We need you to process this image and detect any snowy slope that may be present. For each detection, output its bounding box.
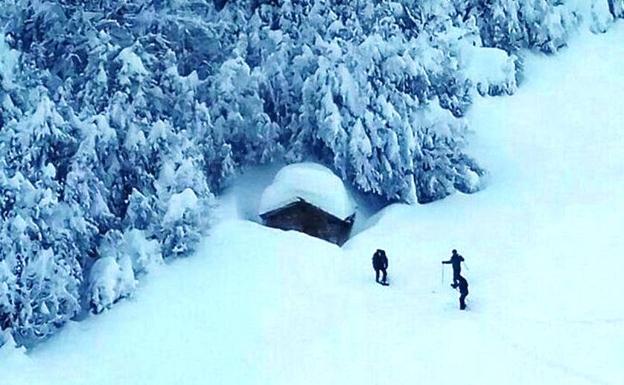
[3,25,624,385]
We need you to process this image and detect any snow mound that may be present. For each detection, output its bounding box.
[88,255,136,314]
[124,229,163,274]
[116,46,148,86]
[259,163,355,220]
[589,0,614,33]
[163,188,198,224]
[464,46,517,96]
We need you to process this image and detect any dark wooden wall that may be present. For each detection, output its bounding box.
[260,200,354,246]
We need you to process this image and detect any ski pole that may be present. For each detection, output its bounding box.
[463,262,470,271]
[441,264,445,285]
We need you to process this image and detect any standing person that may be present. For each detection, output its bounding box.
[457,275,469,310]
[372,249,389,286]
[442,249,464,288]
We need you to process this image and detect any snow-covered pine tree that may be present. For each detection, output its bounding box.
[209,55,283,167]
[476,0,525,52]
[285,1,483,203]
[0,170,82,345]
[609,0,624,18]
[472,0,578,53]
[148,119,215,258]
[88,230,136,314]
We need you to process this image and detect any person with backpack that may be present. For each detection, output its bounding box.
[457,275,469,310]
[442,249,464,288]
[372,249,389,286]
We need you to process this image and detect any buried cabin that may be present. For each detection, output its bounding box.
[258,163,356,246]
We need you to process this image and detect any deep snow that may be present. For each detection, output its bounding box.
[2,24,624,385]
[258,162,355,219]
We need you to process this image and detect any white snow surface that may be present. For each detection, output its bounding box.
[3,24,624,385]
[258,162,355,219]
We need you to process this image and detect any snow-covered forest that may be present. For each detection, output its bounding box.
[0,0,623,348]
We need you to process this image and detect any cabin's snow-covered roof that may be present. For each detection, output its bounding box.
[259,163,355,220]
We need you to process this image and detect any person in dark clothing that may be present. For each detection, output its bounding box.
[372,249,389,285]
[457,275,469,310]
[442,249,464,288]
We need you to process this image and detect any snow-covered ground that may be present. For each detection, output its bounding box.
[3,24,624,385]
